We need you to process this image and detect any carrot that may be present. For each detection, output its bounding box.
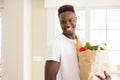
[76,36,83,53]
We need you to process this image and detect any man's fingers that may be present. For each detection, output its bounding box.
[104,71,111,78]
[96,75,104,80]
[96,71,111,80]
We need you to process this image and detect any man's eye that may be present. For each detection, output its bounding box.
[69,19,74,22]
[61,21,66,24]
[69,19,75,22]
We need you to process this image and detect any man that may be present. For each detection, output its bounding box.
[45,5,111,80]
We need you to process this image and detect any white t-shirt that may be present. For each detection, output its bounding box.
[46,33,86,80]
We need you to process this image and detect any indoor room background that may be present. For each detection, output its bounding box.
[0,0,120,80]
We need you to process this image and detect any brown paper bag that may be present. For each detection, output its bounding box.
[76,36,111,80]
[78,49,111,80]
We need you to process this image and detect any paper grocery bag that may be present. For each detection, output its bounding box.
[78,49,111,80]
[76,37,111,80]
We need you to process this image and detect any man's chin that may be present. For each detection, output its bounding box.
[66,32,75,36]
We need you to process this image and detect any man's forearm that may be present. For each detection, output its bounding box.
[45,76,56,80]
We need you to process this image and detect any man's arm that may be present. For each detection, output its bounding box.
[45,60,60,80]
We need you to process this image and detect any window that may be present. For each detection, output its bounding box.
[90,9,120,72]
[55,9,120,79]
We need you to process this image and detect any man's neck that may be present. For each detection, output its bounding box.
[63,33,76,40]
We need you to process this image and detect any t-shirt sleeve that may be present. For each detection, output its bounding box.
[45,42,61,62]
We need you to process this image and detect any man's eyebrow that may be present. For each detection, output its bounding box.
[69,17,77,20]
[61,17,76,20]
[69,17,77,19]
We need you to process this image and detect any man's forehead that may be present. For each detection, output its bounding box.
[59,11,76,19]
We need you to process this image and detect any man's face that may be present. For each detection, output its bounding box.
[59,11,77,36]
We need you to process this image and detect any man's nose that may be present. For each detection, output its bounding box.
[65,21,71,27]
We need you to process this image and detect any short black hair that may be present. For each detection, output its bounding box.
[58,5,75,16]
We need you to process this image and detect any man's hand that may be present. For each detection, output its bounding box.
[96,71,111,80]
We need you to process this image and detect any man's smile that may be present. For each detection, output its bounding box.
[66,26,74,32]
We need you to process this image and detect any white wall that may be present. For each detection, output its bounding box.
[32,0,47,80]
[2,0,32,80]
[1,0,47,80]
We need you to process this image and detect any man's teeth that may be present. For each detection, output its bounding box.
[67,27,72,30]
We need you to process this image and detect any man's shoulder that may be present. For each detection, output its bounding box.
[54,33,65,43]
[49,34,64,47]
